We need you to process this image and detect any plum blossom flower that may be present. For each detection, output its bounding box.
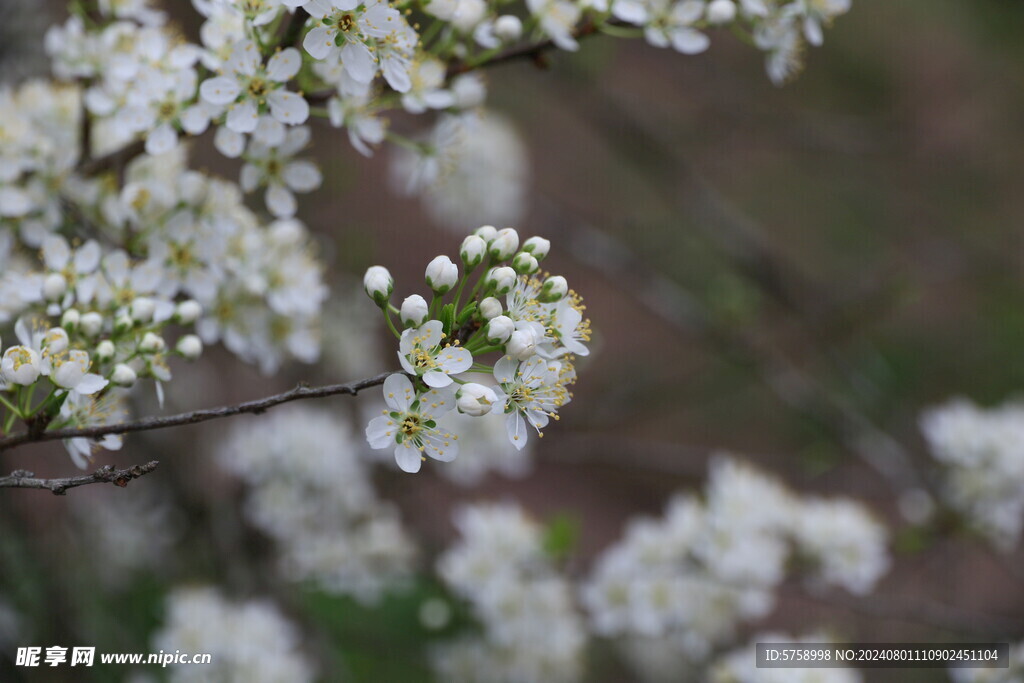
[199,40,308,134]
[398,320,473,388]
[526,0,582,51]
[640,0,711,55]
[366,373,459,472]
[302,0,395,83]
[401,59,455,114]
[493,354,572,449]
[240,126,322,218]
[60,391,127,469]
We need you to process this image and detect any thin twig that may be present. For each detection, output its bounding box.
[76,138,146,177]
[0,461,159,495]
[0,372,394,453]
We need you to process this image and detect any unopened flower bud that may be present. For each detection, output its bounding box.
[538,275,568,303]
[474,225,498,243]
[460,235,487,268]
[488,228,519,261]
[363,266,394,306]
[485,266,517,295]
[522,236,550,260]
[114,313,133,333]
[487,317,516,348]
[400,294,429,328]
[485,315,515,344]
[80,312,103,337]
[425,255,458,294]
[95,340,115,363]
[176,299,202,324]
[61,309,80,330]
[494,15,523,41]
[511,251,539,274]
[456,383,498,417]
[706,0,736,24]
[43,273,67,301]
[507,328,537,360]
[479,297,503,320]
[140,332,165,354]
[131,297,156,323]
[176,334,203,360]
[111,363,137,387]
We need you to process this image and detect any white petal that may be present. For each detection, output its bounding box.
[420,386,456,418]
[42,235,71,270]
[394,441,423,473]
[200,76,241,105]
[283,161,322,192]
[804,17,824,46]
[423,371,453,388]
[671,28,710,54]
[266,183,297,218]
[267,48,302,82]
[398,351,416,375]
[214,126,246,158]
[253,116,286,146]
[225,39,260,76]
[341,42,377,83]
[366,414,396,449]
[74,241,101,273]
[382,56,411,93]
[74,374,109,395]
[423,433,458,462]
[437,347,473,375]
[0,187,33,217]
[383,373,415,412]
[179,104,211,134]
[612,0,648,23]
[267,90,310,125]
[493,355,518,384]
[240,163,262,193]
[420,320,444,348]
[303,26,335,61]
[226,100,259,133]
[145,123,178,156]
[506,412,528,450]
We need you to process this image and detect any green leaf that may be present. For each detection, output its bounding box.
[439,303,456,337]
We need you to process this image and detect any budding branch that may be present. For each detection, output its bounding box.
[0,461,159,494]
[0,372,394,454]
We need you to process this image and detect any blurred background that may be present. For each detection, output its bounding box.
[3,0,1024,681]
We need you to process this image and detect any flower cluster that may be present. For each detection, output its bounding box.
[580,456,889,661]
[920,399,1024,552]
[218,406,416,604]
[0,0,850,466]
[364,225,589,473]
[151,586,315,683]
[432,503,587,683]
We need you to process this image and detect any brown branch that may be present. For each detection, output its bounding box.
[0,461,159,495]
[0,372,394,454]
[76,138,146,177]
